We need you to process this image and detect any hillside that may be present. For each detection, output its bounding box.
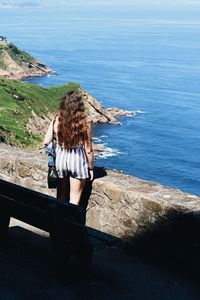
[0,37,51,79]
[0,78,119,148]
[0,37,130,149]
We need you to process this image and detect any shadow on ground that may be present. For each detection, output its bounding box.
[124,210,200,287]
[0,224,200,300]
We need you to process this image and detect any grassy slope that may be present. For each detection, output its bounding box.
[7,43,35,65]
[0,42,35,69]
[0,78,80,147]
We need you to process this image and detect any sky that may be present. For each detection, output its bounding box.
[0,0,200,8]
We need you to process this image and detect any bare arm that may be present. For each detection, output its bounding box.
[43,119,54,147]
[85,122,94,179]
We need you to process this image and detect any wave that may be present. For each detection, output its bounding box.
[135,110,147,114]
[95,146,124,159]
[51,70,60,76]
[93,137,102,143]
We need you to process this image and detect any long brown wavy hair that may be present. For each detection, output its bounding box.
[57,91,90,148]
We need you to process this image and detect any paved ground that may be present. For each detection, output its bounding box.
[0,219,200,300]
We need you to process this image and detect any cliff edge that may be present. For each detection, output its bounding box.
[0,36,52,80]
[0,78,126,148]
[0,38,134,148]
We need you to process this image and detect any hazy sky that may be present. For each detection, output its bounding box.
[0,0,200,8]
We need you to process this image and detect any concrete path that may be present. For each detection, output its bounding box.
[0,219,200,300]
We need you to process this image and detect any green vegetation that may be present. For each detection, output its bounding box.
[0,42,35,69]
[7,43,35,66]
[0,78,80,147]
[0,48,7,69]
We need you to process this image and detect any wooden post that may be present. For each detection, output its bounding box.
[0,200,10,240]
[47,203,70,278]
[67,206,93,276]
[71,225,93,276]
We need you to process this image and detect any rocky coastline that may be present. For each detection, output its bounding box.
[0,37,134,153]
[0,37,52,80]
[0,64,52,81]
[80,89,134,124]
[107,107,134,118]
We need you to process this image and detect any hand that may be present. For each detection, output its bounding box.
[89,169,94,181]
[39,144,47,153]
[42,143,49,150]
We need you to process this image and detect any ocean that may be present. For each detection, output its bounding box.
[0,3,200,196]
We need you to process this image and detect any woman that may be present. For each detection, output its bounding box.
[43,91,94,205]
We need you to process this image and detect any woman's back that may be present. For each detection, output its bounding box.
[43,91,94,205]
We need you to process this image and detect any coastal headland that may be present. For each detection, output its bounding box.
[0,77,133,153]
[0,38,134,149]
[0,36,51,80]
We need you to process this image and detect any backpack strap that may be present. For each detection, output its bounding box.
[52,115,57,159]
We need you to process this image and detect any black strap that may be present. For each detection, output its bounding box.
[52,116,57,160]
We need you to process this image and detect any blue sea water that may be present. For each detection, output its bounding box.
[0,3,200,196]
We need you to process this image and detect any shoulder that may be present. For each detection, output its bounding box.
[51,113,59,132]
[86,115,92,123]
[51,113,59,125]
[86,118,92,131]
[86,116,92,126]
[53,112,59,121]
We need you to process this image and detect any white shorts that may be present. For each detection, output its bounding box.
[55,145,89,179]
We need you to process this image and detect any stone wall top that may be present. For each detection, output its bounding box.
[0,143,199,239]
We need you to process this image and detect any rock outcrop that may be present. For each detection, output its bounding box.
[80,89,120,124]
[80,90,134,124]
[0,38,51,80]
[107,107,134,118]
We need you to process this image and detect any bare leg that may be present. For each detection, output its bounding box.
[57,177,69,201]
[69,176,86,205]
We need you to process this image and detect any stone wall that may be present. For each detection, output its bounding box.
[0,143,199,240]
